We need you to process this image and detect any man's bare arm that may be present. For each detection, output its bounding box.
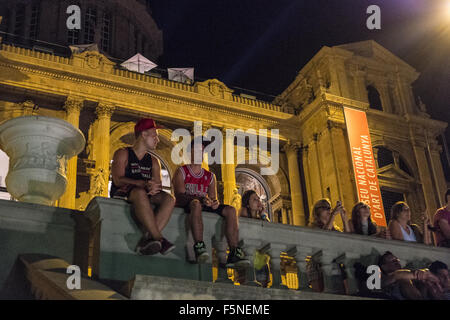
[438,219,450,240]
[207,174,218,201]
[173,168,186,196]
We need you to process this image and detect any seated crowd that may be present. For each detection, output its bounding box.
[110,118,450,299]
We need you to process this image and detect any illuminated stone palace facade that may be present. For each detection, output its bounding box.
[0,6,448,230]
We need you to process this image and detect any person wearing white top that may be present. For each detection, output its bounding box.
[388,201,431,245]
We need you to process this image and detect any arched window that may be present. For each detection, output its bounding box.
[367,85,383,111]
[377,147,394,168]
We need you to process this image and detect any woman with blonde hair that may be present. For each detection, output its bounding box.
[309,198,351,233]
[388,201,431,244]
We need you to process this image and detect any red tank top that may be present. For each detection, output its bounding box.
[180,165,213,197]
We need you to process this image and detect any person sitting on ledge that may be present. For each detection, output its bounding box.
[239,189,271,287]
[433,189,450,248]
[377,251,442,300]
[239,190,270,222]
[110,118,176,256]
[388,201,431,245]
[309,198,351,232]
[172,139,250,268]
[349,202,391,239]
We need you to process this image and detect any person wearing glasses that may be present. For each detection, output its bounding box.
[308,198,351,233]
[349,202,391,239]
[388,201,432,244]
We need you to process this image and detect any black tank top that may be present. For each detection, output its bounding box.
[110,147,153,197]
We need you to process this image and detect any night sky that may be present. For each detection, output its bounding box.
[148,0,450,178]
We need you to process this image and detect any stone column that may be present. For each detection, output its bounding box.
[287,246,312,290]
[377,81,392,113]
[59,97,83,209]
[212,234,233,284]
[267,243,288,289]
[353,69,368,102]
[318,250,338,294]
[91,102,114,197]
[281,206,288,225]
[283,143,305,226]
[241,239,261,287]
[221,128,236,205]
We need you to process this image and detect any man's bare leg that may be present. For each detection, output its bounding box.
[150,192,176,232]
[222,206,239,248]
[189,199,204,243]
[128,187,162,240]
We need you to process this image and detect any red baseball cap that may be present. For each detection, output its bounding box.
[134,118,162,136]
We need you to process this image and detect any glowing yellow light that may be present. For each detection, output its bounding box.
[446,0,450,18]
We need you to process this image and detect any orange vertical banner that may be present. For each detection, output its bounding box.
[343,107,386,227]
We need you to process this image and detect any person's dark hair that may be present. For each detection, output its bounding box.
[351,202,377,235]
[377,251,394,268]
[390,201,408,222]
[428,261,448,275]
[241,190,257,210]
[445,189,450,203]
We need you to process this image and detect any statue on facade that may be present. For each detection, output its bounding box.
[231,187,242,212]
[417,96,427,113]
[91,168,107,196]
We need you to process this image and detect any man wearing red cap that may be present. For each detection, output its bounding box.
[111,118,176,255]
[173,139,250,268]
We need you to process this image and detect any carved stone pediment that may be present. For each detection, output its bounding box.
[377,164,414,182]
[72,51,115,73]
[195,79,233,99]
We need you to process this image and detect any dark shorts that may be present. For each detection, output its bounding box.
[110,184,136,201]
[175,196,228,217]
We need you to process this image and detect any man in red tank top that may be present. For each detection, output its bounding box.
[173,140,250,268]
[111,118,176,256]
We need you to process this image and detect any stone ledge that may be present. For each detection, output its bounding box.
[130,274,375,300]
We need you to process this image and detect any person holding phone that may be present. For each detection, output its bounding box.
[309,198,351,233]
[110,118,176,256]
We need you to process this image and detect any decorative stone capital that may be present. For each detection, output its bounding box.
[64,97,84,115]
[20,100,37,115]
[96,103,115,119]
[282,141,300,154]
[327,120,346,131]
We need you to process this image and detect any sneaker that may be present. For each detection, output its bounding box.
[225,247,251,268]
[193,241,210,264]
[160,237,176,255]
[135,236,162,256]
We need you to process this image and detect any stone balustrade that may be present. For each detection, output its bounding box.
[82,197,450,297]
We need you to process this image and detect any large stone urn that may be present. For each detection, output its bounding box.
[0,116,85,205]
